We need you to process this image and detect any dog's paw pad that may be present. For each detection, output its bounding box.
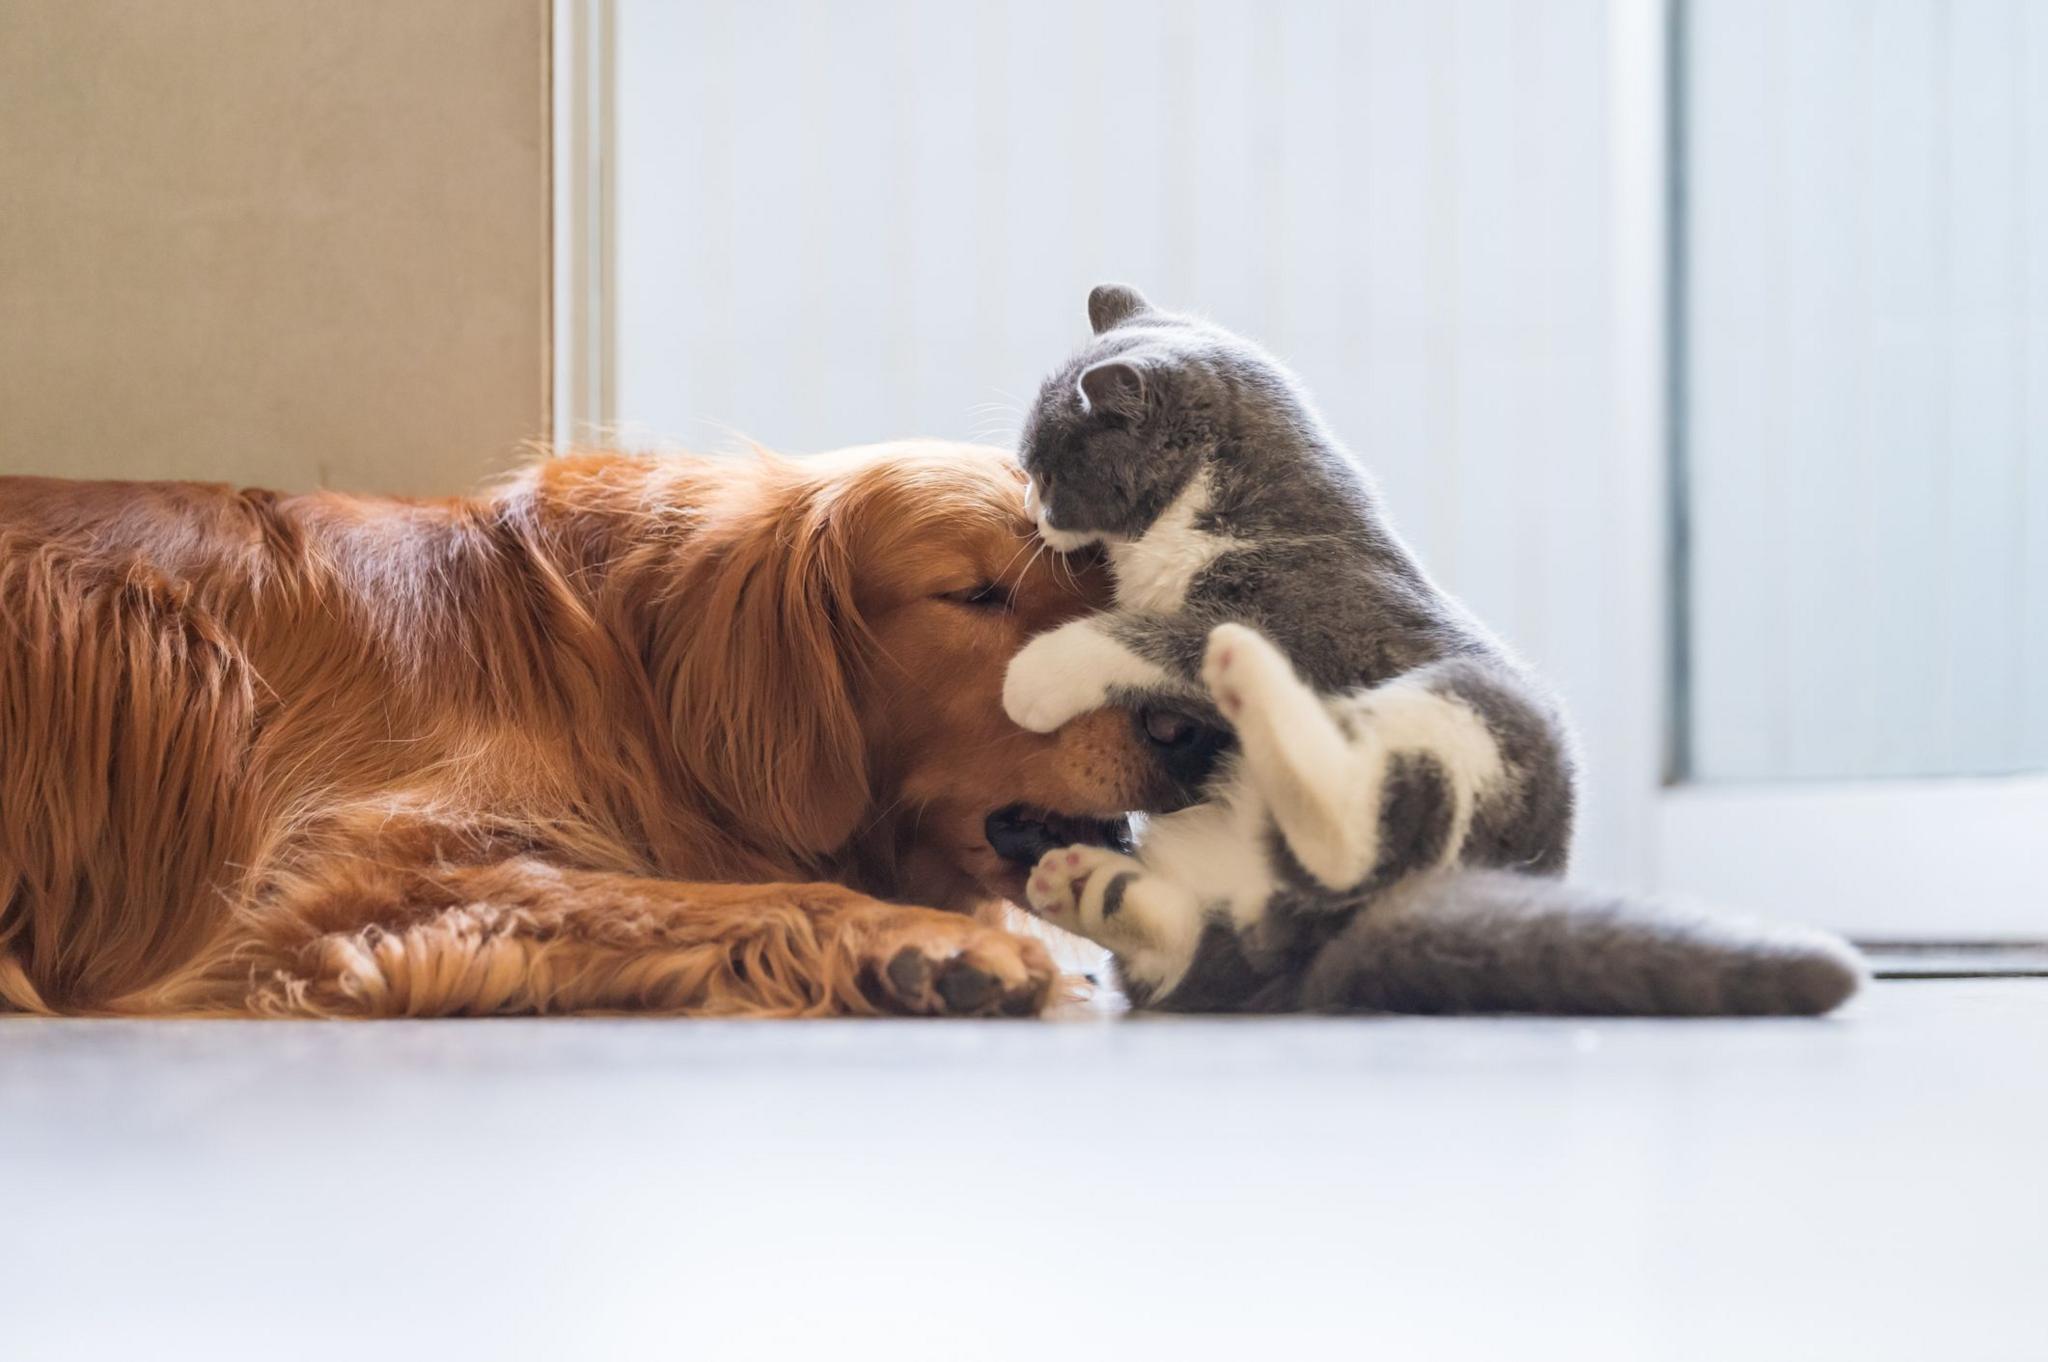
[867,919,1056,1018]
[885,946,933,1000]
[936,959,1001,1013]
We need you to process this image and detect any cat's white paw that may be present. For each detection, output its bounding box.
[1026,845,1196,954]
[1026,844,1128,929]
[1002,620,1140,733]
[1003,648,1103,735]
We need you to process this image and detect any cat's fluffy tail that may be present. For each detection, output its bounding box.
[1299,869,1866,1017]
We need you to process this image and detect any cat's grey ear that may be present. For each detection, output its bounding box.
[1078,359,1146,417]
[1087,283,1150,334]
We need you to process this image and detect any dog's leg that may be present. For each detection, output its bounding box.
[193,859,1055,1018]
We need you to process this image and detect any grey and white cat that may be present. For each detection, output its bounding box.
[1006,285,1864,1016]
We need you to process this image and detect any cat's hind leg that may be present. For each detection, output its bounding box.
[1201,623,1374,889]
[1203,624,1510,894]
[1024,845,1205,990]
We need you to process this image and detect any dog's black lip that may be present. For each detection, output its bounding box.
[984,803,1134,868]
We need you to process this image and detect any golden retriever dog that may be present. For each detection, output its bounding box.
[0,441,1213,1018]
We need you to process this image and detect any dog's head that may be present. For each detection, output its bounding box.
[650,439,1225,911]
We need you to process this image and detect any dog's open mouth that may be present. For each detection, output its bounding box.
[983,803,1134,869]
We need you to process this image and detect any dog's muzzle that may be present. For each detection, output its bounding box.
[984,805,1134,868]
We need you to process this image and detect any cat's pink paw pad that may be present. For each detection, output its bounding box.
[1026,851,1082,919]
[1026,844,1129,924]
[1201,622,1265,706]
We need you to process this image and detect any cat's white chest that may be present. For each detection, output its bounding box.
[1108,471,1240,614]
[1139,770,1281,926]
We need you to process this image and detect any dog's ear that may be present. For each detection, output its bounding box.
[664,478,871,859]
[1087,283,1150,334]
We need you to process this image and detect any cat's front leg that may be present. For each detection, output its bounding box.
[1002,616,1172,733]
[1024,845,1206,988]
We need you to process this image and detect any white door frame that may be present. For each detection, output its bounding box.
[1618,0,2045,941]
[552,0,614,449]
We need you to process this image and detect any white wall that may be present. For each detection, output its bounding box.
[613,0,1661,888]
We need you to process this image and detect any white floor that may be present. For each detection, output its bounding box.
[3,981,2042,1362]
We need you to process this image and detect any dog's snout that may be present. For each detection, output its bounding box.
[1136,704,1233,806]
[985,804,1134,868]
[985,805,1063,866]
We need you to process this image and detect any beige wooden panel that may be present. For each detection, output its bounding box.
[0,0,549,495]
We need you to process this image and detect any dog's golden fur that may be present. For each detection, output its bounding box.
[0,441,1164,1017]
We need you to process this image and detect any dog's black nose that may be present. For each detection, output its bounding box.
[984,805,1134,867]
[1135,704,1232,799]
[985,806,1064,866]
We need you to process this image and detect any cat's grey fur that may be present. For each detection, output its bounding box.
[1123,870,1867,1017]
[1009,285,1864,1017]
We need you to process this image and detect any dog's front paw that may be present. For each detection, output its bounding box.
[864,912,1056,1018]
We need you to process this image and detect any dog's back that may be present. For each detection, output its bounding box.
[0,476,520,1010]
[0,465,815,1012]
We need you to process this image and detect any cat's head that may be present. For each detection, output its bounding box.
[1017,284,1218,550]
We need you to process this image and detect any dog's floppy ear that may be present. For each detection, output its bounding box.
[1087,283,1150,333]
[664,478,871,858]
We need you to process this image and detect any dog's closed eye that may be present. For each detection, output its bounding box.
[936,583,1012,611]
